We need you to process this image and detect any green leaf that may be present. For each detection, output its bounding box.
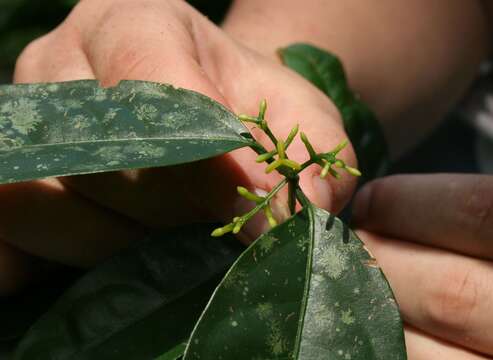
[0,80,251,184]
[279,43,389,182]
[183,207,406,359]
[14,224,244,360]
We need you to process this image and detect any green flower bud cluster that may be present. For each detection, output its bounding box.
[212,100,361,238]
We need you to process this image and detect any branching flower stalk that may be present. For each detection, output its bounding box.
[211,100,361,237]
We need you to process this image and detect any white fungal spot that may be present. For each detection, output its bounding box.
[258,235,278,255]
[266,319,288,356]
[0,98,42,135]
[134,103,158,122]
[72,114,91,130]
[255,302,274,320]
[316,240,349,280]
[102,108,121,124]
[341,309,355,325]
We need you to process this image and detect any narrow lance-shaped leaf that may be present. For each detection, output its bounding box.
[279,43,389,183]
[0,80,251,184]
[183,206,406,359]
[14,224,244,360]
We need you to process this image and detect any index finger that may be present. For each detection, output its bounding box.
[353,174,493,260]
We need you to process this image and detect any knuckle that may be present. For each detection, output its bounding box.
[423,264,481,334]
[14,34,52,78]
[85,1,193,85]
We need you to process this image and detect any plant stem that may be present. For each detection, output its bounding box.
[295,187,312,209]
[239,178,288,226]
[262,125,279,147]
[288,179,298,215]
[299,158,318,172]
[248,142,298,180]
[247,140,269,156]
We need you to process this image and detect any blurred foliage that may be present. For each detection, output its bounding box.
[0,0,231,79]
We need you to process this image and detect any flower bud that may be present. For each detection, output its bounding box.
[276,140,286,159]
[264,205,278,228]
[332,139,348,154]
[281,159,302,171]
[320,162,331,179]
[346,166,362,177]
[256,151,276,163]
[285,124,299,146]
[238,114,258,123]
[265,159,282,174]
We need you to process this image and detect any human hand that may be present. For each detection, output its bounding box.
[353,174,493,359]
[0,0,356,294]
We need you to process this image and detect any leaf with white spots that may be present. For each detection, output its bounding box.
[183,206,406,359]
[0,80,252,184]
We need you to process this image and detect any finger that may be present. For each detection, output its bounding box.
[0,179,143,267]
[405,326,488,360]
[358,230,493,356]
[353,174,493,260]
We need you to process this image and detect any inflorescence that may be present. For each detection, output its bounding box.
[211,100,361,237]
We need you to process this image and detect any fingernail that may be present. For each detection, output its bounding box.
[352,184,372,225]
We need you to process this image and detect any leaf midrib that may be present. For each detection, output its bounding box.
[0,135,252,152]
[293,204,316,358]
